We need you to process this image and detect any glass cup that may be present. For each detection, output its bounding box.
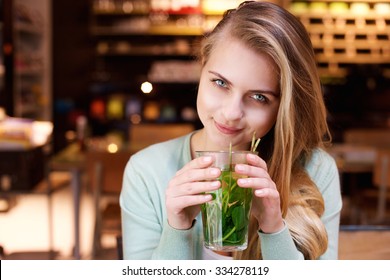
[195,150,256,252]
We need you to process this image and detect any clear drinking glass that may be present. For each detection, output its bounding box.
[195,150,256,252]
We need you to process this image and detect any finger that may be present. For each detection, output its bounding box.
[167,180,221,197]
[176,156,215,176]
[167,193,213,210]
[246,153,268,170]
[254,187,279,199]
[235,163,269,179]
[237,177,275,190]
[172,166,221,187]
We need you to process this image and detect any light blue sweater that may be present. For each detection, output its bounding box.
[120,133,342,259]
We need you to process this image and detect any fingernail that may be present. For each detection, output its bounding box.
[210,181,219,187]
[236,164,244,171]
[210,168,219,176]
[202,156,212,163]
[238,178,248,185]
[248,154,256,160]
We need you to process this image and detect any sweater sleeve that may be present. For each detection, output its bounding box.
[316,152,342,259]
[120,156,164,259]
[259,222,304,259]
[152,220,198,259]
[120,137,198,260]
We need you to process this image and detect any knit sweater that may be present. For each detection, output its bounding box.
[120,132,342,259]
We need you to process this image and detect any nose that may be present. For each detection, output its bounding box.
[222,95,244,121]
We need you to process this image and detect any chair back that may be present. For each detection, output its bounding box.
[370,149,390,222]
[86,149,132,258]
[86,150,132,195]
[373,149,390,188]
[344,129,390,149]
[129,123,194,149]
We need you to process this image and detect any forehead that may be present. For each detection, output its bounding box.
[205,38,279,90]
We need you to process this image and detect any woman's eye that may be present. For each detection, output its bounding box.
[251,94,267,103]
[213,79,227,88]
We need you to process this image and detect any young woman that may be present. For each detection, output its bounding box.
[120,1,342,260]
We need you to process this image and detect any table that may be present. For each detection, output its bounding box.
[327,143,376,173]
[327,144,377,223]
[339,225,390,259]
[327,144,390,223]
[49,143,85,259]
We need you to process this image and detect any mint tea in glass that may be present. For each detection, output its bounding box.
[196,150,256,252]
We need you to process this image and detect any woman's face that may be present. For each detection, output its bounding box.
[196,38,281,151]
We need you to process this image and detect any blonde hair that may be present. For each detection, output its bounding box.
[200,1,330,259]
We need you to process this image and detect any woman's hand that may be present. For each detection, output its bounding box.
[165,156,221,230]
[235,153,284,233]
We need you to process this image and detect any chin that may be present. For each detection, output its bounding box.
[205,132,230,149]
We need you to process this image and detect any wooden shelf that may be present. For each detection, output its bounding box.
[2,0,51,121]
[15,68,44,76]
[316,53,390,63]
[96,50,196,57]
[148,25,204,36]
[308,26,390,35]
[92,9,149,16]
[290,0,390,76]
[90,1,390,79]
[15,22,43,35]
[91,25,205,36]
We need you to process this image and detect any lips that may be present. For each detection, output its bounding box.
[214,121,243,135]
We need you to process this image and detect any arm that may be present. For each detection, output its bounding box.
[259,151,342,260]
[120,155,197,259]
[317,155,342,259]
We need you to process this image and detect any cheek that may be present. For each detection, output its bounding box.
[247,108,278,136]
[196,86,210,123]
[197,83,220,115]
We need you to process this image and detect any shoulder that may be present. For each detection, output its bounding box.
[122,132,193,200]
[305,148,338,188]
[127,132,193,172]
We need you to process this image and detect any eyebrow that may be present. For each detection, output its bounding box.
[208,70,279,97]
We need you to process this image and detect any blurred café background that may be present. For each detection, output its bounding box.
[0,0,390,260]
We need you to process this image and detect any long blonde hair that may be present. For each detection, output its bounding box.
[200,1,330,259]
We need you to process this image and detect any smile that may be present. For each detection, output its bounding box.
[214,121,243,135]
